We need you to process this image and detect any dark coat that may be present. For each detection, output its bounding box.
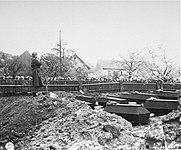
[31,58,43,87]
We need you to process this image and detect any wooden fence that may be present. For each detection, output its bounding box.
[82,82,181,92]
[0,79,108,85]
[0,79,181,95]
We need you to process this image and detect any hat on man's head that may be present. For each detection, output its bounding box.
[32,52,38,58]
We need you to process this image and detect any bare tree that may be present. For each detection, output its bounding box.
[121,52,144,81]
[144,50,177,82]
[7,56,23,78]
[0,51,12,76]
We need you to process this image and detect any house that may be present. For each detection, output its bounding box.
[14,50,32,76]
[19,50,31,68]
[0,50,32,77]
[71,53,91,70]
[88,59,127,80]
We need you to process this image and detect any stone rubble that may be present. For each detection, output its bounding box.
[19,96,135,150]
[0,91,181,150]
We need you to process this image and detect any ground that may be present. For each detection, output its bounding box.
[0,91,181,150]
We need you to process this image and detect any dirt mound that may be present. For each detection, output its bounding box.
[1,92,133,149]
[0,92,181,150]
[17,95,134,150]
[0,92,74,149]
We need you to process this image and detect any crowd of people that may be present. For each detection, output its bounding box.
[0,75,180,83]
[0,52,180,84]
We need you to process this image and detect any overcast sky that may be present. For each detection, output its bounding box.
[0,0,180,66]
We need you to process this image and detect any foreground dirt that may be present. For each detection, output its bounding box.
[0,91,181,150]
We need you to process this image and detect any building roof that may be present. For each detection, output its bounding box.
[19,50,31,67]
[73,53,91,70]
[95,59,125,70]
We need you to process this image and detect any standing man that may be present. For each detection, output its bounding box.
[31,52,43,97]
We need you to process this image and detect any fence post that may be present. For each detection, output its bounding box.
[79,81,83,91]
[119,81,123,92]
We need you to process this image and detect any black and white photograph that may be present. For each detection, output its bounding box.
[0,0,180,149]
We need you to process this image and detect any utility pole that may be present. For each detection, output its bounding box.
[59,30,62,76]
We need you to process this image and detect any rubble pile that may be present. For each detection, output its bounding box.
[0,92,73,149]
[162,109,181,147]
[132,108,181,150]
[0,91,181,150]
[17,95,137,150]
[0,96,56,143]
